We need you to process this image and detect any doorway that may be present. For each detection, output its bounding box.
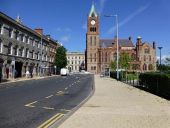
[15,61,23,78]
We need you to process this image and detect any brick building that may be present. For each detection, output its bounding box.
[85,4,156,74]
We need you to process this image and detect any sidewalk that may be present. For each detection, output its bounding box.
[0,75,57,86]
[57,75,170,128]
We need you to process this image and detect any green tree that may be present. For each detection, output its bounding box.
[54,46,67,69]
[165,56,170,65]
[109,60,116,71]
[119,52,131,70]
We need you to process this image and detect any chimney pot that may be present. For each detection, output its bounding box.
[34,28,43,35]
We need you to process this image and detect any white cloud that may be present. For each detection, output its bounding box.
[98,0,107,14]
[60,35,70,43]
[157,54,170,64]
[107,3,150,34]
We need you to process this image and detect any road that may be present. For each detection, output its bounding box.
[0,74,94,128]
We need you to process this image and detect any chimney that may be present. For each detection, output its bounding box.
[137,36,142,44]
[34,28,43,35]
[153,41,156,49]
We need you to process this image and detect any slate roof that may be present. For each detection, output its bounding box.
[99,39,134,48]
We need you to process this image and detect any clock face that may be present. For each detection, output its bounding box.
[91,20,96,25]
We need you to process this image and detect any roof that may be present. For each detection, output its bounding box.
[0,11,60,46]
[99,39,135,48]
[88,4,98,17]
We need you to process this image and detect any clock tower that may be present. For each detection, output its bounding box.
[86,3,100,74]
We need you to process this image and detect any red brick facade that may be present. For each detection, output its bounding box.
[85,4,156,74]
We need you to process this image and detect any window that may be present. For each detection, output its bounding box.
[94,36,96,46]
[144,48,150,54]
[37,52,39,60]
[19,48,23,56]
[144,55,146,61]
[20,34,24,42]
[15,30,19,40]
[90,36,92,46]
[25,49,29,58]
[9,28,12,38]
[14,46,18,56]
[0,24,2,34]
[38,42,40,48]
[0,40,2,53]
[8,43,12,55]
[90,53,92,62]
[25,36,28,43]
[149,56,151,61]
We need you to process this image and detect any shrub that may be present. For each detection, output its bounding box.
[139,72,170,96]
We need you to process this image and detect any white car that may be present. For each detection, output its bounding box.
[60,68,69,76]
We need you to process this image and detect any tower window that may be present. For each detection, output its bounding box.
[90,27,96,32]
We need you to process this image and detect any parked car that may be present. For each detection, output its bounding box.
[60,68,69,76]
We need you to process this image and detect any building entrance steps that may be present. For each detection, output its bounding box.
[55,75,170,128]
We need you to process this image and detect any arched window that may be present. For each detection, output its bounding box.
[143,64,147,71]
[148,64,153,70]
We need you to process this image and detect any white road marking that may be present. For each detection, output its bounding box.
[45,95,53,99]
[42,107,55,110]
[25,101,37,108]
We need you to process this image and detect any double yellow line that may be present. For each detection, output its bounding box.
[37,113,64,128]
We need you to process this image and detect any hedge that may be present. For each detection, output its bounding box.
[139,72,170,97]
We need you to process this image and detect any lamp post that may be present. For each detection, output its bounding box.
[104,14,119,80]
[158,46,163,71]
[39,34,43,77]
[158,47,163,65]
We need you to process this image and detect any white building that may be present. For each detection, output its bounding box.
[67,52,85,72]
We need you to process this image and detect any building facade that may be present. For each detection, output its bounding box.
[85,4,156,74]
[0,12,59,79]
[67,52,85,72]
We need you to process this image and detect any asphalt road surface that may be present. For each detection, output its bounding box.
[0,74,94,128]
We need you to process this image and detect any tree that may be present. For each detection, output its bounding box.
[109,60,116,71]
[119,52,131,70]
[165,56,170,65]
[54,46,67,69]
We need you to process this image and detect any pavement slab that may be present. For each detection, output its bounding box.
[57,75,170,128]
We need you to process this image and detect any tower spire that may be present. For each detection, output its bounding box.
[89,2,97,17]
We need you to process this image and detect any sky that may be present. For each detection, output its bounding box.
[0,0,170,59]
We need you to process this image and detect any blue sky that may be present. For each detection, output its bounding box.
[0,0,170,58]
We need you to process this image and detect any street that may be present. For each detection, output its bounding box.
[0,74,94,128]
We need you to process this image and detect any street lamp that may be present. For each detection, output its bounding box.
[39,34,43,77]
[158,46,163,71]
[104,14,119,80]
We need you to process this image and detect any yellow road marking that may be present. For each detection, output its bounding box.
[45,95,53,99]
[37,113,64,128]
[42,107,55,110]
[25,101,37,108]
